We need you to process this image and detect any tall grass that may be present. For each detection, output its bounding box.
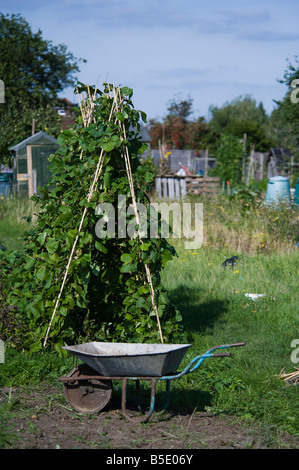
[0,195,38,251]
[199,194,299,254]
[152,192,299,254]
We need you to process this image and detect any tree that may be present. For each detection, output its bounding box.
[185,117,213,150]
[208,95,274,152]
[268,100,296,150]
[0,14,84,165]
[269,57,299,152]
[148,97,211,150]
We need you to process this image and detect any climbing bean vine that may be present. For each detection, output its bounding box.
[1,83,184,353]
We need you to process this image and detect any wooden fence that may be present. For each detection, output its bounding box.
[155,175,220,199]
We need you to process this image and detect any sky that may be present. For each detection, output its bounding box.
[1,0,299,122]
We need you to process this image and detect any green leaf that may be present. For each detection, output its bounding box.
[140,110,147,123]
[101,141,114,152]
[29,340,42,353]
[158,305,166,317]
[95,240,108,254]
[137,285,150,295]
[139,243,150,251]
[135,297,146,309]
[159,292,170,304]
[141,252,149,263]
[144,171,154,183]
[36,265,47,281]
[120,262,137,273]
[79,269,91,285]
[121,86,133,98]
[46,238,59,254]
[48,253,60,264]
[116,111,125,122]
[24,255,35,270]
[150,252,159,263]
[104,172,111,189]
[90,263,101,276]
[80,231,93,245]
[175,310,183,322]
[120,253,132,264]
[29,303,41,319]
[59,205,72,221]
[37,231,47,246]
[59,306,68,317]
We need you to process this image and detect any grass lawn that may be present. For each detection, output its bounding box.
[0,193,298,446]
[161,241,299,434]
[0,196,38,252]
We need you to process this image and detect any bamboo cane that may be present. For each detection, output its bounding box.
[43,87,118,348]
[113,85,164,343]
[277,367,299,386]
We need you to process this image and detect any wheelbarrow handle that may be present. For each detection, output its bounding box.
[210,342,246,351]
[161,342,246,380]
[181,342,246,376]
[212,353,232,357]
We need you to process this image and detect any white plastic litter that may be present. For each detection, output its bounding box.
[176,168,186,176]
[245,294,266,301]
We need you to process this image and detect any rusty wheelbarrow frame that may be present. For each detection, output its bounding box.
[59,342,245,423]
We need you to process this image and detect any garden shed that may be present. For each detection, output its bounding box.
[9,131,59,197]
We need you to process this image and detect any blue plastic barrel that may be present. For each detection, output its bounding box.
[265,176,290,204]
[295,177,299,205]
[0,173,12,197]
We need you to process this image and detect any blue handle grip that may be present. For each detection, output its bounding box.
[161,342,246,380]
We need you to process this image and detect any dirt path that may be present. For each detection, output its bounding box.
[1,385,298,450]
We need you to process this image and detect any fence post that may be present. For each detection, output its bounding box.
[168,178,174,199]
[0,340,4,363]
[205,149,208,177]
[174,178,180,199]
[0,79,4,103]
[155,177,162,198]
[180,178,187,198]
[162,178,167,199]
[26,145,34,198]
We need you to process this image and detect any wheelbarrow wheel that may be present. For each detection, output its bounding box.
[64,364,112,414]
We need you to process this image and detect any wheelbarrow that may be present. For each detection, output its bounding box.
[59,341,246,422]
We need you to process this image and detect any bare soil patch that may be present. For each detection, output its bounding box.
[1,384,298,450]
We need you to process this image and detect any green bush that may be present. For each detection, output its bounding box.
[214,134,243,186]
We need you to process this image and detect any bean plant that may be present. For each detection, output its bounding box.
[1,83,183,353]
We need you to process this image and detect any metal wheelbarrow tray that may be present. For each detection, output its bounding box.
[59,341,246,422]
[62,341,192,377]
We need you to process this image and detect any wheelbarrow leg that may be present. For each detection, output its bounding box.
[163,379,171,411]
[152,379,171,419]
[121,378,157,423]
